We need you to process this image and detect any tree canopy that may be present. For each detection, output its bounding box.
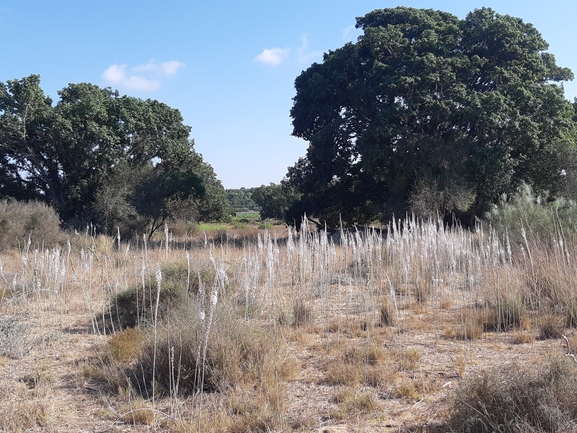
[251,183,300,221]
[227,188,260,213]
[286,7,576,227]
[0,75,229,237]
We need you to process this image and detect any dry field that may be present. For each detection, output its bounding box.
[1,219,577,432]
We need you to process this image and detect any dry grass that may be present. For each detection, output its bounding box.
[450,357,577,432]
[444,314,484,341]
[329,388,377,420]
[1,219,577,431]
[537,314,566,340]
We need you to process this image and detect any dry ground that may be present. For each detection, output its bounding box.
[0,226,573,432]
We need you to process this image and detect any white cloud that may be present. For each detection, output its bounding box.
[342,24,361,42]
[102,60,184,91]
[297,34,321,64]
[160,60,184,75]
[255,47,290,66]
[256,35,321,67]
[132,60,184,75]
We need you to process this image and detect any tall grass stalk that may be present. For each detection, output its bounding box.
[6,213,577,430]
[152,267,162,426]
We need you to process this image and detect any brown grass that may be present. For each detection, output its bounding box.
[2,220,577,432]
[537,314,566,340]
[391,347,422,371]
[329,389,376,420]
[450,357,577,432]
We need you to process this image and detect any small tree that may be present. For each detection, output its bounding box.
[483,182,577,244]
[251,183,300,221]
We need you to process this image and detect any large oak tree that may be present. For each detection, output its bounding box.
[287,7,576,226]
[0,75,229,236]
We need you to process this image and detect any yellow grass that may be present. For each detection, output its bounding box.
[0,220,574,431]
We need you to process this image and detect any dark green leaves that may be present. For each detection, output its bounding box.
[288,6,575,226]
[0,75,229,236]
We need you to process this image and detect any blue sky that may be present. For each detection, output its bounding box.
[2,0,577,188]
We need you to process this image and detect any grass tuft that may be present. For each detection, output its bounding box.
[329,389,375,420]
[132,305,296,396]
[450,357,577,433]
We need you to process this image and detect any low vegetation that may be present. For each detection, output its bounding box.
[2,195,577,431]
[3,4,577,431]
[0,200,62,251]
[450,357,577,432]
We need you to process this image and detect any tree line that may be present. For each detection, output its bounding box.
[4,7,577,235]
[0,75,230,238]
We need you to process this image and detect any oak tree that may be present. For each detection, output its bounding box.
[287,7,575,226]
[0,75,229,236]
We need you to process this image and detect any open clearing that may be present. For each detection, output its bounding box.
[0,221,574,432]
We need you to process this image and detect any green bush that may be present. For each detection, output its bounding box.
[98,261,222,332]
[482,183,577,245]
[450,357,577,432]
[100,278,188,331]
[0,200,62,250]
[231,212,260,225]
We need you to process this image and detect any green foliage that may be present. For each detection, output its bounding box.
[102,278,188,331]
[231,212,259,223]
[197,223,230,232]
[226,188,260,213]
[0,75,229,236]
[229,212,261,229]
[191,154,232,223]
[100,262,216,331]
[0,200,62,250]
[409,179,476,219]
[483,183,577,244]
[450,358,577,432]
[251,183,300,221]
[94,152,230,238]
[287,7,575,227]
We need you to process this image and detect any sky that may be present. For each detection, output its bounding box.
[2,0,577,189]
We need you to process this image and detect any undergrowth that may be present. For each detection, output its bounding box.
[450,357,577,432]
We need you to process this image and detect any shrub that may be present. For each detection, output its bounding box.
[98,261,221,331]
[85,327,147,393]
[329,389,375,420]
[379,298,396,326]
[103,327,145,363]
[132,305,295,396]
[321,342,389,387]
[292,300,313,327]
[444,319,483,341]
[482,182,577,246]
[450,358,577,432]
[0,200,62,250]
[537,315,565,340]
[0,317,36,358]
[483,293,526,332]
[99,278,188,331]
[168,219,198,238]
